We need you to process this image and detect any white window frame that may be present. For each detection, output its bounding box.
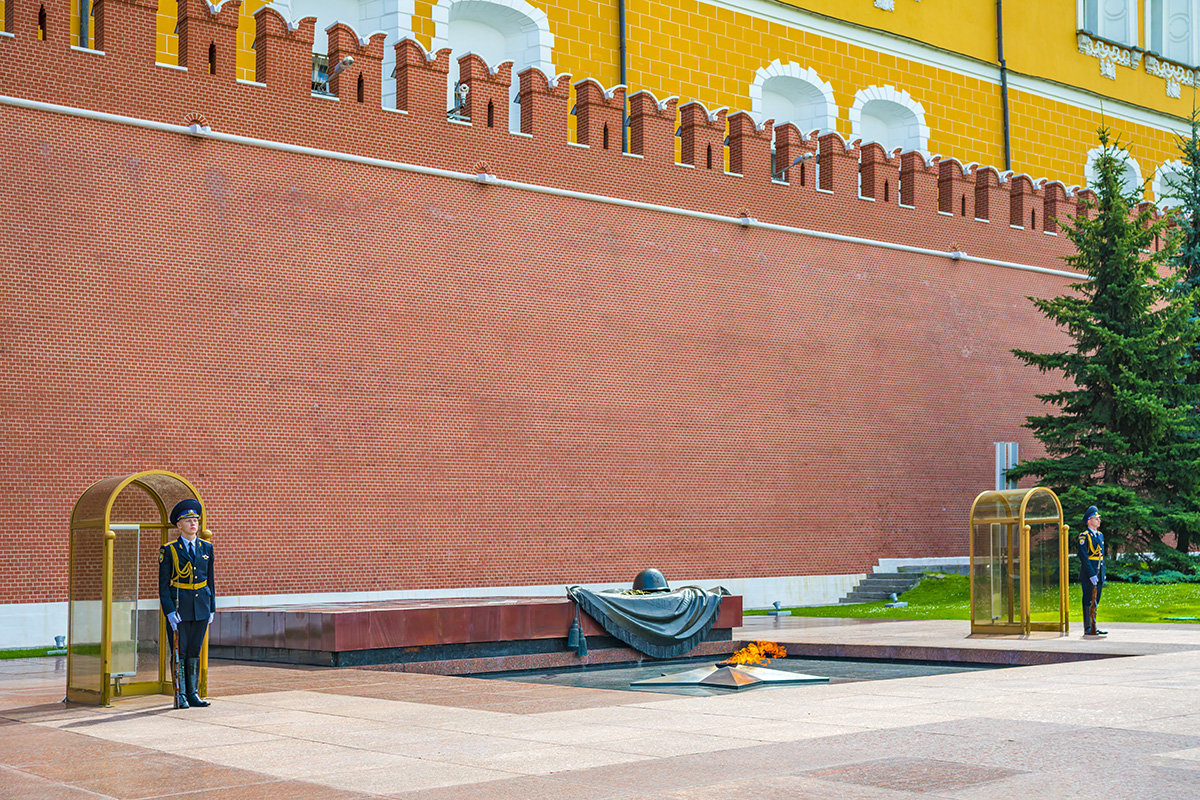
[1083,144,1145,196]
[848,85,929,154]
[1078,0,1139,46]
[1145,0,1200,66]
[1153,159,1188,209]
[748,60,838,137]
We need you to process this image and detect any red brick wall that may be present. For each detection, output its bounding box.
[0,1,1087,604]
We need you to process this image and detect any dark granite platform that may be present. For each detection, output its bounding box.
[210,595,744,671]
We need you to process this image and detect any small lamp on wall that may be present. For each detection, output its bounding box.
[773,152,813,181]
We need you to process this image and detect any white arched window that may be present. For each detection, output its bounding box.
[1153,159,1189,209]
[1078,0,1138,45]
[431,0,555,133]
[1084,144,1144,196]
[849,86,929,153]
[269,0,413,108]
[1146,0,1199,64]
[748,61,837,137]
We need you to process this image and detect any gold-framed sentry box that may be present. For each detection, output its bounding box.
[968,487,1069,636]
[67,471,210,706]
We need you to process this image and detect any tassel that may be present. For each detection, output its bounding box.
[567,618,579,649]
[576,633,587,658]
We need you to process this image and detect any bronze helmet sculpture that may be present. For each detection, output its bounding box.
[632,568,670,592]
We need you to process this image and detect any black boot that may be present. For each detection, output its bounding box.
[185,659,210,707]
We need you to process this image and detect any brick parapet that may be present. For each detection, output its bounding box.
[0,0,1131,268]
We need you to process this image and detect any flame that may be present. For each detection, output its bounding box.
[720,640,787,666]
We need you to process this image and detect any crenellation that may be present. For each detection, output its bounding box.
[972,166,1006,222]
[93,0,157,63]
[1008,173,1037,229]
[517,66,570,139]
[457,53,512,130]
[817,131,856,196]
[726,111,771,180]
[11,0,46,41]
[678,100,727,170]
[627,89,677,163]
[899,150,937,209]
[859,141,899,203]
[573,78,626,153]
[1074,187,1098,220]
[1042,180,1070,233]
[771,123,816,187]
[253,7,315,96]
[327,24,386,107]
[938,158,970,217]
[177,0,242,77]
[1135,201,1165,250]
[394,38,449,117]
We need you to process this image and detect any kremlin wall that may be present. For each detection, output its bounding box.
[0,0,1142,645]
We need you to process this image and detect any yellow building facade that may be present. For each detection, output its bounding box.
[46,0,1196,202]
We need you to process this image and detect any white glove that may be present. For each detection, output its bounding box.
[1090,575,1099,586]
[167,611,180,630]
[208,612,215,624]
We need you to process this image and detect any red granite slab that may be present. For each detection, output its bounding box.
[211,595,742,653]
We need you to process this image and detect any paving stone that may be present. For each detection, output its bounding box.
[803,755,1025,792]
[3,620,1200,799]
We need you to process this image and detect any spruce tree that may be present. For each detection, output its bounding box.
[1006,128,1200,554]
[1162,112,1200,555]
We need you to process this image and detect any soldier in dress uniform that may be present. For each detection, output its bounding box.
[1077,505,1106,637]
[159,498,215,707]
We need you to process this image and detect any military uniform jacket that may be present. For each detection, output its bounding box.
[1076,528,1105,581]
[159,538,215,621]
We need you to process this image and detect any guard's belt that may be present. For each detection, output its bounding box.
[171,580,208,590]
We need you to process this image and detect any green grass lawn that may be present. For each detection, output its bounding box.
[744,573,1200,623]
[0,646,67,660]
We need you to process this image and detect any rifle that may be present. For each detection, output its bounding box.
[170,547,189,709]
[169,625,187,708]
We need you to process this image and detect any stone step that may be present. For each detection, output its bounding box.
[898,564,969,575]
[838,570,924,604]
[840,590,908,602]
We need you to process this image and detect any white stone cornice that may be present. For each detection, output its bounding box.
[1145,55,1199,99]
[1077,32,1143,80]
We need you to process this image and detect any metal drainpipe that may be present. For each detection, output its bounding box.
[620,0,627,151]
[997,0,1011,171]
[80,0,90,48]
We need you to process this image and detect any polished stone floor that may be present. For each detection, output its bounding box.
[3,619,1200,799]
